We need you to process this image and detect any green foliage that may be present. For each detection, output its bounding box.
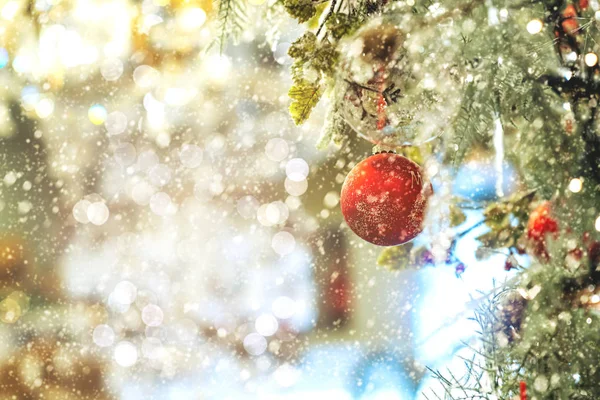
[277,0,600,396]
[289,82,323,125]
[475,190,535,251]
[447,81,493,167]
[282,0,318,22]
[449,203,467,227]
[376,242,414,270]
[214,0,248,53]
[287,33,338,125]
[325,13,362,39]
[318,104,351,149]
[426,285,521,400]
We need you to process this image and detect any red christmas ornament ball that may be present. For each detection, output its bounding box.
[340,152,431,246]
[526,201,559,259]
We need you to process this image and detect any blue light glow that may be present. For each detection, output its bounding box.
[0,48,8,69]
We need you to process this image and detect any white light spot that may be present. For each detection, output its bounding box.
[271,231,296,256]
[3,171,17,186]
[568,178,582,193]
[237,195,260,219]
[284,177,308,196]
[113,281,137,305]
[149,192,171,216]
[255,313,278,336]
[105,111,128,135]
[585,53,598,67]
[101,58,124,81]
[142,304,164,327]
[243,333,267,356]
[527,19,543,34]
[93,324,115,347]
[272,296,296,319]
[274,363,301,387]
[285,196,302,211]
[17,201,32,215]
[132,180,156,205]
[137,150,159,171]
[285,158,309,182]
[133,65,159,89]
[257,204,273,227]
[73,199,91,224]
[533,375,548,392]
[179,144,203,168]
[177,7,207,31]
[114,341,138,367]
[148,164,171,187]
[114,143,137,166]
[87,202,109,225]
[35,98,54,119]
[265,201,289,225]
[323,191,340,208]
[142,337,163,359]
[265,138,289,161]
[1,2,20,20]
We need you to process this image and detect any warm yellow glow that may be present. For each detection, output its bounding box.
[177,7,207,31]
[1,1,20,21]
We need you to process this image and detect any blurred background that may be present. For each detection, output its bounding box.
[0,1,519,398]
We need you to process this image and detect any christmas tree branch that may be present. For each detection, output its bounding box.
[539,0,600,183]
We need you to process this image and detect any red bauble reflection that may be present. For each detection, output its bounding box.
[340,153,431,246]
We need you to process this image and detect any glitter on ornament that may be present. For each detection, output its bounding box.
[340,153,431,246]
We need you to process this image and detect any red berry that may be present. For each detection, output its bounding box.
[526,201,559,259]
[340,153,431,246]
[561,4,579,34]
